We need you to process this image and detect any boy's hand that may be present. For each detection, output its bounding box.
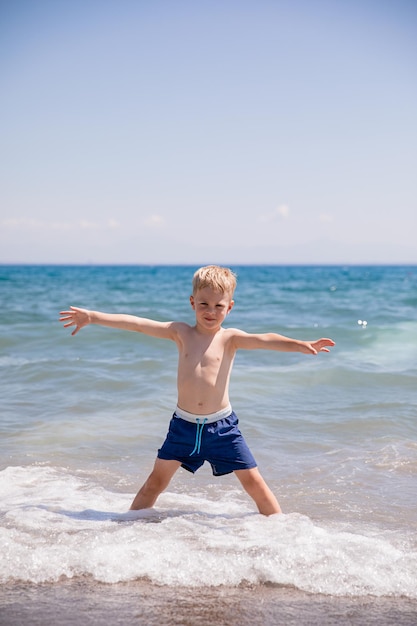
[59,306,91,336]
[304,338,335,355]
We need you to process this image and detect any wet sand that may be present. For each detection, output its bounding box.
[1,580,417,626]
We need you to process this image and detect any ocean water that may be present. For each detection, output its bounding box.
[1,265,417,624]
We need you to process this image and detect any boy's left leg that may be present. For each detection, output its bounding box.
[234,467,282,516]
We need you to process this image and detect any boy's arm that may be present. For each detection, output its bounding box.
[59,306,177,339]
[231,329,335,355]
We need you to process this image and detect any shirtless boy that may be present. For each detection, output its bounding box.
[60,265,334,515]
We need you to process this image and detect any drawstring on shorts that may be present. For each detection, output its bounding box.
[189,418,208,456]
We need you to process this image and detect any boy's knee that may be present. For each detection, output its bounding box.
[235,468,264,491]
[143,472,166,494]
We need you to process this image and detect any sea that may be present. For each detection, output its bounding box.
[0,264,416,625]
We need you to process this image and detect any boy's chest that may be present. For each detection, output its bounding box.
[181,335,231,370]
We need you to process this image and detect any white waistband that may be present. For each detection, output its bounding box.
[174,405,232,424]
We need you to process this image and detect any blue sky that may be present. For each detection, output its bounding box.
[1,0,416,264]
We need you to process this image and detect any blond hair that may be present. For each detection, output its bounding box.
[192,265,237,296]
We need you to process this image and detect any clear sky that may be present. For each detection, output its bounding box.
[1,0,416,264]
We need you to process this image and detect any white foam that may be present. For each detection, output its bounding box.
[1,465,416,597]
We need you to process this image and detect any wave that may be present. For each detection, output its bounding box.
[1,465,416,597]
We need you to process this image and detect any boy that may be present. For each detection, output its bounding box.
[60,265,334,515]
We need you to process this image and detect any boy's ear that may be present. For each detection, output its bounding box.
[227,300,235,314]
[190,295,195,309]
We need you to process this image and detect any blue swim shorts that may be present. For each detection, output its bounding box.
[157,409,257,476]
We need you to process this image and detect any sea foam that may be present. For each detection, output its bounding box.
[1,465,416,597]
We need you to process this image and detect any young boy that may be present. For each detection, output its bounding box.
[60,265,334,516]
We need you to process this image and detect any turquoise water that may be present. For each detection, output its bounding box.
[0,265,416,598]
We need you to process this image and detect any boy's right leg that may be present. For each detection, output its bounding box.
[130,458,181,510]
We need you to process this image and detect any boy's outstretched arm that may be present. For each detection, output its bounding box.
[301,338,335,354]
[232,330,335,355]
[59,306,176,339]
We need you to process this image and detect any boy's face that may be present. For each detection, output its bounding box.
[190,287,234,331]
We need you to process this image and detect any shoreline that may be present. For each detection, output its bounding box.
[1,579,417,626]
